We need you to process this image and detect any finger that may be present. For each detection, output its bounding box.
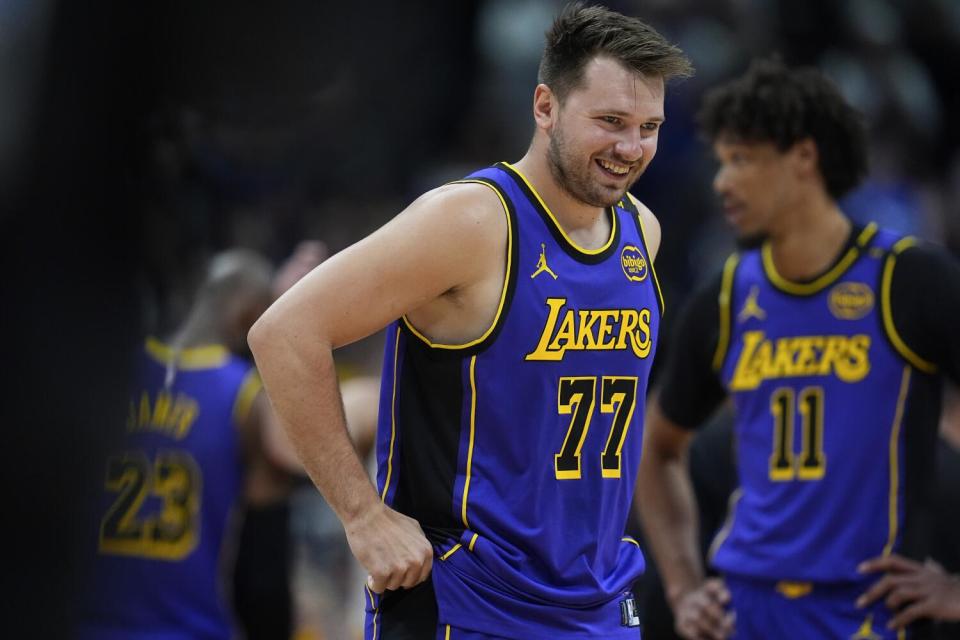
[692,601,733,640]
[888,600,932,629]
[859,554,920,575]
[704,579,732,605]
[367,574,386,594]
[720,610,736,637]
[417,551,434,585]
[857,575,897,608]
[885,583,923,609]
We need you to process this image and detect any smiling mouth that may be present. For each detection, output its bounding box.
[596,158,631,177]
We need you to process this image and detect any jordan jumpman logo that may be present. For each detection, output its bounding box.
[531,243,558,280]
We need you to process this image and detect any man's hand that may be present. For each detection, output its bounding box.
[344,501,434,593]
[673,578,735,640]
[858,554,960,628]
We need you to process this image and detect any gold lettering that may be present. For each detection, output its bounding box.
[596,310,619,349]
[139,391,152,428]
[548,311,578,354]
[835,335,871,383]
[525,298,568,361]
[616,309,639,350]
[769,337,796,378]
[576,310,601,349]
[152,391,172,430]
[731,331,767,391]
[174,396,199,439]
[526,299,654,361]
[629,309,653,358]
[795,337,822,375]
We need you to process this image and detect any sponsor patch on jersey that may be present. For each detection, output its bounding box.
[828,282,874,320]
[620,245,648,282]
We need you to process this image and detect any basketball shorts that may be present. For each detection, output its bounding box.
[364,577,642,640]
[725,573,908,639]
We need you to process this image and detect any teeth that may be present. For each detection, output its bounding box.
[599,159,629,175]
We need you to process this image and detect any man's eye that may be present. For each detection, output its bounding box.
[642,122,660,131]
[602,116,621,125]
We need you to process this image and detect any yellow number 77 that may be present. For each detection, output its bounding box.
[554,376,638,480]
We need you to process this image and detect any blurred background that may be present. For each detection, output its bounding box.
[2,0,958,637]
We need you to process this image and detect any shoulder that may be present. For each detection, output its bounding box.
[626,193,661,261]
[890,240,959,276]
[404,181,509,229]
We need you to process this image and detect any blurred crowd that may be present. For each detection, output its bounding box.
[1,0,958,637]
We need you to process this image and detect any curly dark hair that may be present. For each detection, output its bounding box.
[698,58,868,199]
[539,3,693,103]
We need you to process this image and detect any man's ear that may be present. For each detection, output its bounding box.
[790,137,820,180]
[532,84,558,132]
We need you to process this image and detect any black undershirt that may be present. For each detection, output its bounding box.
[658,227,960,428]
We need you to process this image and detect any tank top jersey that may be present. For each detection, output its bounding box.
[76,338,259,640]
[372,163,662,637]
[711,223,927,583]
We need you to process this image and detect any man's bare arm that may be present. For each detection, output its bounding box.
[637,397,733,640]
[248,184,506,592]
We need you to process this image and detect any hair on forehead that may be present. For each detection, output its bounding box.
[538,3,693,103]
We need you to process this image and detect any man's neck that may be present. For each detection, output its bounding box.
[766,193,852,282]
[513,148,611,249]
[170,307,227,350]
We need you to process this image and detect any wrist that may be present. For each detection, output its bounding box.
[340,489,384,529]
[666,580,700,611]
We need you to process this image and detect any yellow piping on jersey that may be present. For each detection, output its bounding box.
[761,223,878,295]
[627,192,664,314]
[468,532,479,551]
[439,543,463,561]
[880,237,937,373]
[401,179,513,350]
[502,161,617,256]
[380,329,401,502]
[232,369,262,426]
[461,356,478,528]
[365,585,380,639]
[621,536,640,548]
[145,337,229,370]
[713,253,741,371]
[445,625,451,640]
[883,365,911,557]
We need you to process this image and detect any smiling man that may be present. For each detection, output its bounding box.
[248,4,691,639]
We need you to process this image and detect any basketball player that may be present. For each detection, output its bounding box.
[248,4,692,638]
[75,249,309,640]
[636,59,960,639]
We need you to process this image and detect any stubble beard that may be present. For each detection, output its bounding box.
[547,125,632,209]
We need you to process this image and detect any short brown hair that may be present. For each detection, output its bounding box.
[538,3,693,102]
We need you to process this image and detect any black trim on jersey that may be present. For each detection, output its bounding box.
[898,373,941,564]
[390,341,465,541]
[760,223,877,297]
[887,243,960,384]
[621,194,663,317]
[496,162,620,265]
[399,176,520,359]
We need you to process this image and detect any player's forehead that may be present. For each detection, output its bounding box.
[570,56,665,118]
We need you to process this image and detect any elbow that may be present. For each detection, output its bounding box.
[247,310,278,363]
